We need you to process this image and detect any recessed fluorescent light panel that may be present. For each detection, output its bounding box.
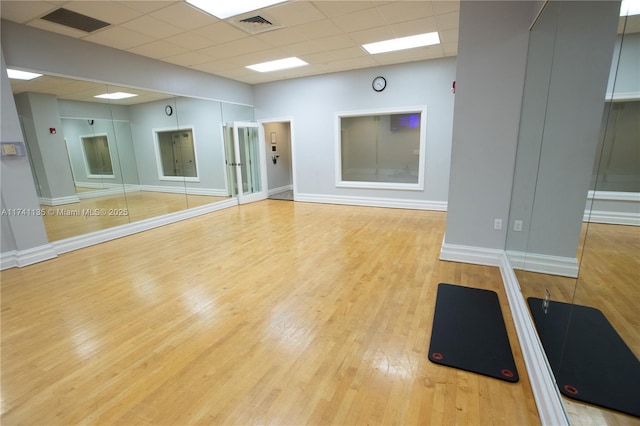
[620,0,640,16]
[7,69,43,80]
[247,57,308,73]
[362,32,440,55]
[94,92,138,100]
[186,0,287,19]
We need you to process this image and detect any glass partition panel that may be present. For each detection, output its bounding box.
[175,97,231,208]
[508,1,636,423]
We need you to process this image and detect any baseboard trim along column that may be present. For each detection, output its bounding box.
[506,250,579,278]
[0,244,58,270]
[439,240,569,426]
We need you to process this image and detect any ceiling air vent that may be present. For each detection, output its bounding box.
[231,14,283,35]
[41,8,110,33]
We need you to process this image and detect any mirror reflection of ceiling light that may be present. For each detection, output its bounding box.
[185,0,287,19]
[620,0,640,16]
[362,32,441,55]
[7,69,43,80]
[94,92,138,100]
[247,57,308,73]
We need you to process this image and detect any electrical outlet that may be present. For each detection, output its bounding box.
[514,220,523,232]
[493,218,503,230]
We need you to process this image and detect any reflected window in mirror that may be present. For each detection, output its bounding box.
[81,134,114,178]
[335,107,427,190]
[154,128,199,180]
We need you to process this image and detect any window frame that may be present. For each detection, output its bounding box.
[80,132,115,179]
[152,126,200,182]
[334,106,427,191]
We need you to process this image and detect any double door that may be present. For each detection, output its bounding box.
[224,122,267,204]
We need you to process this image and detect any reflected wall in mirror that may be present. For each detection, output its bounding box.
[509,1,639,423]
[9,75,243,242]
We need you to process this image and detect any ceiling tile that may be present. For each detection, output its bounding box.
[255,28,306,47]
[165,32,214,50]
[264,1,326,26]
[432,0,460,15]
[331,7,386,33]
[150,2,216,30]
[120,15,184,39]
[27,18,88,38]
[83,26,155,49]
[231,48,291,67]
[117,1,179,14]
[0,1,58,23]
[126,40,188,59]
[64,1,143,25]
[194,22,247,44]
[439,28,458,44]
[435,11,459,31]
[162,51,212,67]
[290,19,343,40]
[280,40,327,56]
[347,26,395,45]
[311,1,375,18]
[304,47,368,64]
[376,1,435,24]
[312,34,357,51]
[390,17,438,37]
[199,37,272,60]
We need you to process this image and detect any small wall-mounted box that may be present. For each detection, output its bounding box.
[1,142,27,158]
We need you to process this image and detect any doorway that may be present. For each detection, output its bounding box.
[223,121,268,204]
[262,120,294,201]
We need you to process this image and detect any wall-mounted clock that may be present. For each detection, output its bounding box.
[372,76,387,92]
[165,105,173,116]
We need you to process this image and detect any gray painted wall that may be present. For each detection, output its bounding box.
[254,58,456,203]
[1,52,49,252]
[14,92,76,201]
[607,32,640,97]
[445,1,536,250]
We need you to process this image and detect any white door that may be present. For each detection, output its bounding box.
[227,122,268,204]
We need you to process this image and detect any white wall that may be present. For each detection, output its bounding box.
[254,58,456,208]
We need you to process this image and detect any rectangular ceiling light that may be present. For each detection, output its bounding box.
[7,69,43,80]
[620,0,640,16]
[94,92,138,100]
[362,32,440,55]
[186,0,287,19]
[247,57,308,73]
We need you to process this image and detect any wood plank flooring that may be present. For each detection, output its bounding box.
[1,201,540,425]
[517,222,640,426]
[41,191,229,241]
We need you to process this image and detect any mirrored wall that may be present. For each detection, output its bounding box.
[508,1,639,423]
[11,75,255,242]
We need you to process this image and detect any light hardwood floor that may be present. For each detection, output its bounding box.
[41,191,230,241]
[1,201,540,425]
[518,222,640,426]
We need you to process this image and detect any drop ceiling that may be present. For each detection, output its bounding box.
[0,0,461,86]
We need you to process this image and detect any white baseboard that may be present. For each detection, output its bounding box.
[584,191,640,226]
[138,185,228,197]
[38,195,81,206]
[268,185,293,196]
[439,241,504,267]
[0,244,58,270]
[52,198,238,255]
[506,250,579,278]
[438,240,569,425]
[498,253,569,426]
[295,193,447,211]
